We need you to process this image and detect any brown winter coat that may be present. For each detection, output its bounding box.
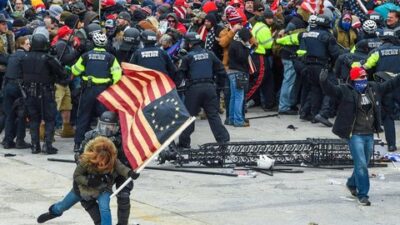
[73,138,131,200]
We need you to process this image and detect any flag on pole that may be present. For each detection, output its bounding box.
[97,63,192,170]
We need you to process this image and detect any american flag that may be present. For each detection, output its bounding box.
[300,0,324,15]
[97,63,193,170]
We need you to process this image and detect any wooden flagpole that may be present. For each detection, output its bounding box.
[110,116,196,198]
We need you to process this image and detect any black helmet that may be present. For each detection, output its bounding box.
[97,111,119,137]
[184,32,202,45]
[140,30,157,44]
[124,28,141,44]
[315,15,331,28]
[31,33,49,51]
[69,1,86,15]
[86,23,102,38]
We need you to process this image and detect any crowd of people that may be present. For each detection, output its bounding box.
[0,0,399,217]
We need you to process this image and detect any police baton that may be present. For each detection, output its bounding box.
[17,80,27,99]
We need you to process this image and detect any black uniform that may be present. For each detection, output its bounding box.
[130,46,177,78]
[177,45,230,148]
[77,130,133,225]
[2,49,28,148]
[299,27,341,120]
[22,51,67,153]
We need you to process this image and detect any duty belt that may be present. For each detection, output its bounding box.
[187,78,214,86]
[305,56,329,65]
[5,78,20,85]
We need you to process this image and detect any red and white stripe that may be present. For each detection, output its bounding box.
[97,63,176,169]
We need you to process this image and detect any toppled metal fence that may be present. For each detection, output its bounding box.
[159,138,380,167]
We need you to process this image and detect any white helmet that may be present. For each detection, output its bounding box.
[92,32,108,47]
[362,20,377,35]
[308,15,318,28]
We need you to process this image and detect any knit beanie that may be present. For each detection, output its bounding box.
[225,5,243,26]
[48,5,63,19]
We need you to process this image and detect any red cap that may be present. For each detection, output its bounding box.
[202,1,218,14]
[57,25,73,39]
[350,67,367,80]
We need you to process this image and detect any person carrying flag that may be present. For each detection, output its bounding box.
[71,32,122,153]
[75,111,135,225]
[37,136,139,224]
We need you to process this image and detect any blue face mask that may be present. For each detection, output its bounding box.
[353,79,368,93]
[341,21,352,31]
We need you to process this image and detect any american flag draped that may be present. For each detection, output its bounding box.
[97,63,193,170]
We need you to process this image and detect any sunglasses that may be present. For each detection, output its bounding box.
[168,20,176,23]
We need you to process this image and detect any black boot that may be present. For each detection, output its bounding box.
[16,140,32,149]
[37,205,59,223]
[31,143,41,154]
[81,200,101,225]
[73,143,81,153]
[3,141,16,149]
[42,143,58,155]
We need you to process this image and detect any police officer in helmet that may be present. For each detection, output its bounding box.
[71,32,122,152]
[22,32,68,154]
[129,30,177,80]
[297,15,342,126]
[116,27,140,63]
[76,111,136,225]
[177,32,230,148]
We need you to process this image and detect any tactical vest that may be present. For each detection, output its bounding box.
[376,43,400,73]
[5,49,25,79]
[82,50,114,79]
[22,52,52,84]
[187,49,213,80]
[135,47,169,75]
[301,29,331,61]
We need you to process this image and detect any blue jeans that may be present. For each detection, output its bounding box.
[228,72,245,125]
[279,59,296,112]
[346,134,374,199]
[51,190,112,225]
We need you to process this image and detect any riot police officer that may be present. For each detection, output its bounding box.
[116,27,140,63]
[297,15,342,126]
[71,32,122,152]
[361,29,400,152]
[2,36,31,149]
[177,32,230,148]
[76,111,134,225]
[22,33,68,154]
[129,30,177,79]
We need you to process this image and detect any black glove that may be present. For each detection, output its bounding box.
[87,174,103,187]
[128,170,140,180]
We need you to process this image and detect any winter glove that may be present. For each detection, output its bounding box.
[87,174,103,187]
[128,170,140,180]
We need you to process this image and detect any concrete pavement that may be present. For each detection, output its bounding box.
[1,108,400,225]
